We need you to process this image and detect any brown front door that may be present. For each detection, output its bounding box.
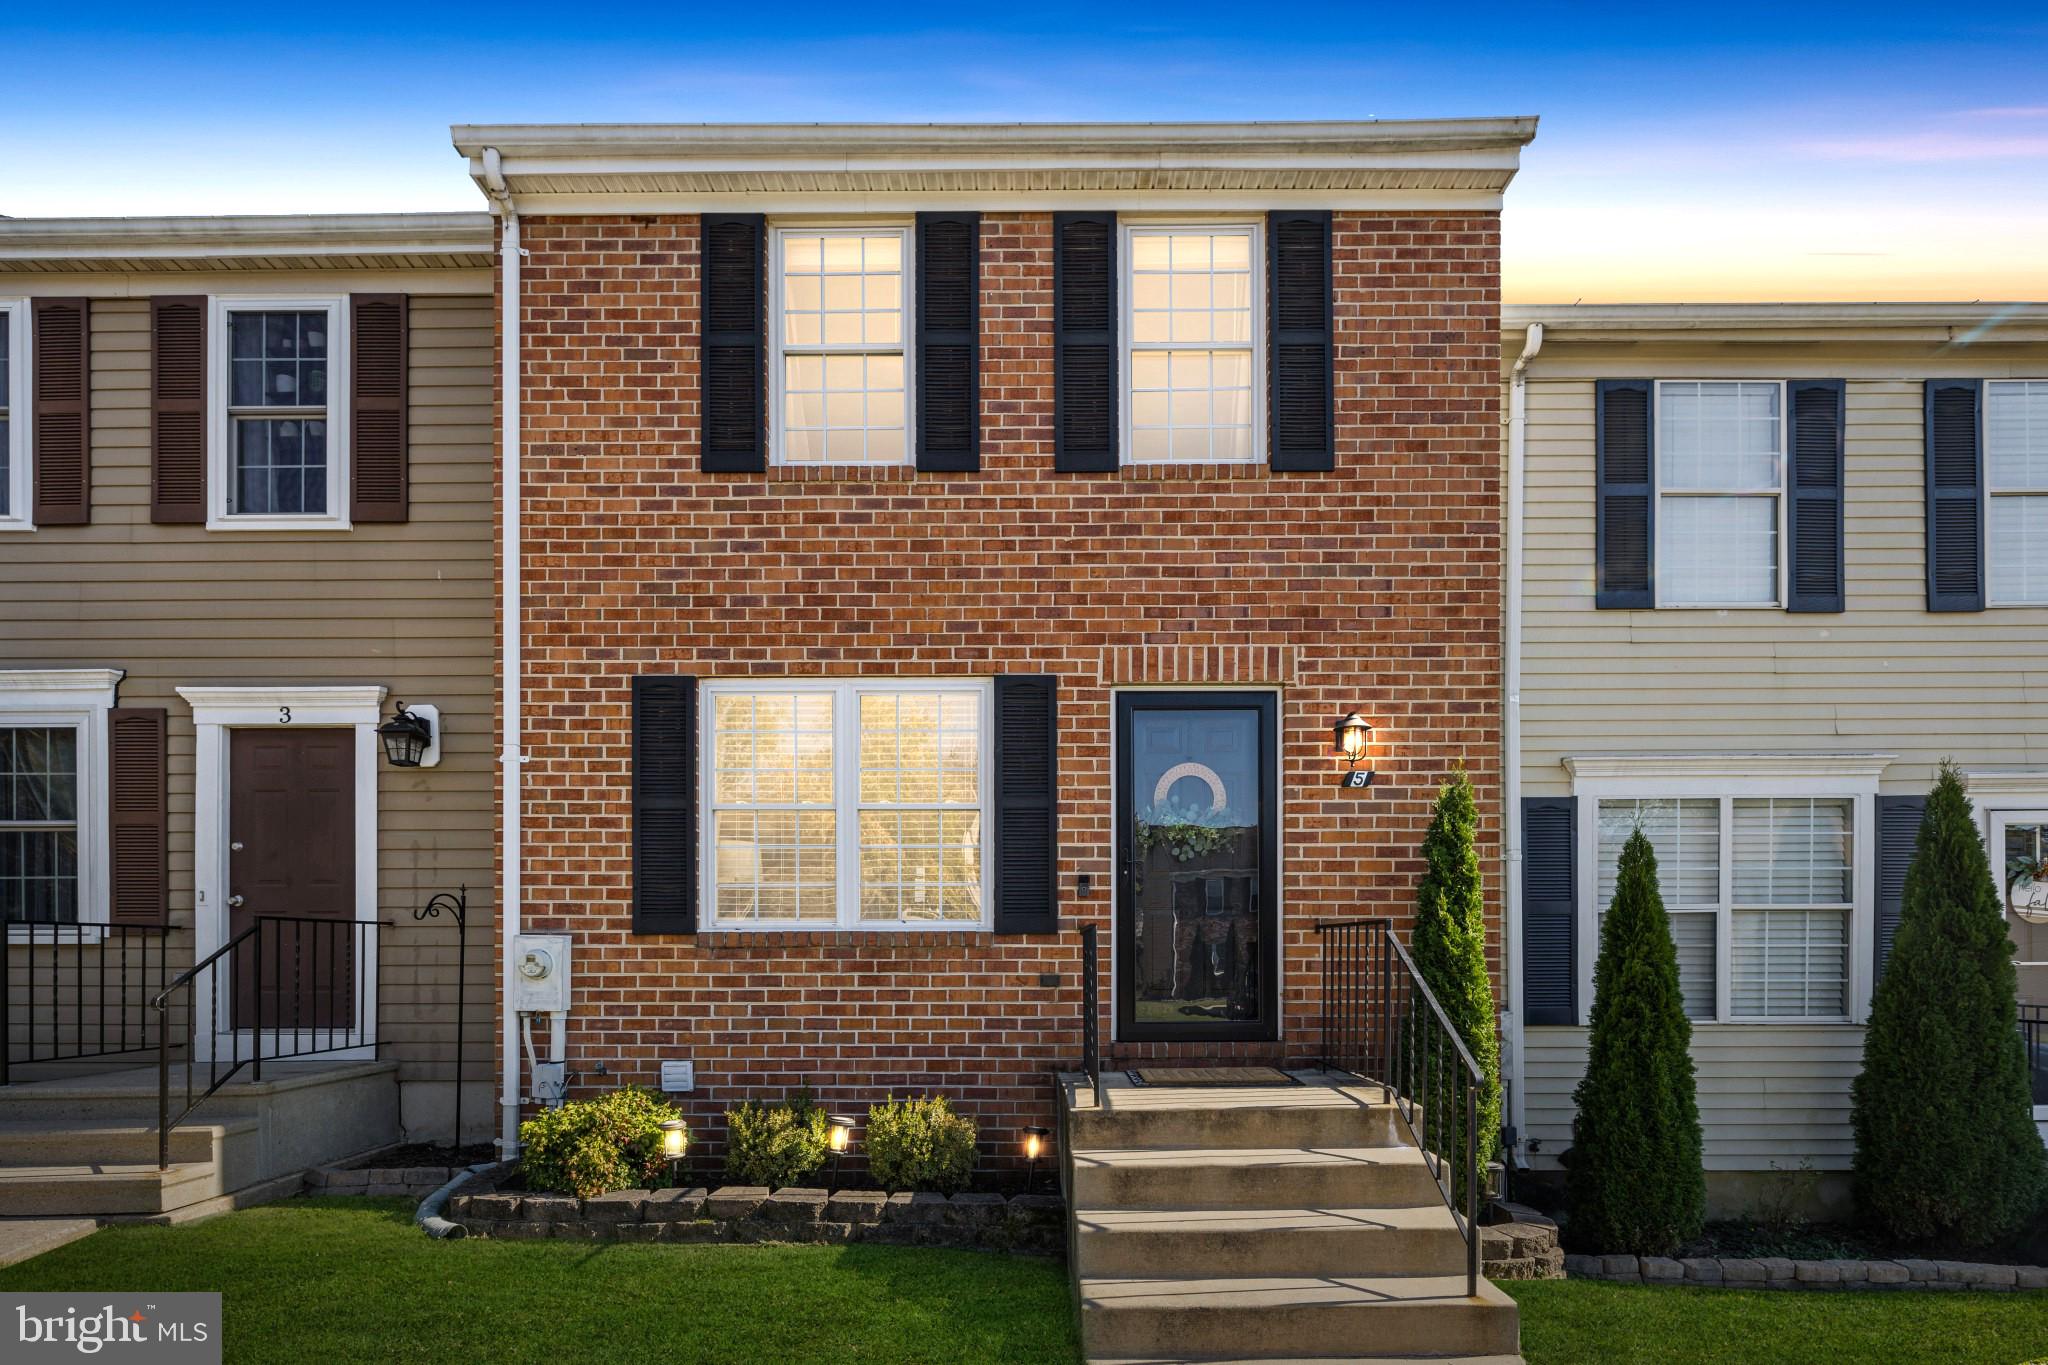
[229,728,355,1032]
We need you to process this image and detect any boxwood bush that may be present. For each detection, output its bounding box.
[724,1091,831,1189]
[519,1086,685,1199]
[865,1095,977,1194]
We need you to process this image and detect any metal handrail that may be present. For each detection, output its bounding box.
[1080,924,1103,1111]
[154,915,388,1169]
[2,922,173,1085]
[1316,919,1486,1298]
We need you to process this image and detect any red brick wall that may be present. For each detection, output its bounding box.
[505,210,1503,1164]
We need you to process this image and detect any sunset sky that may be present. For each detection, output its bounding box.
[4,3,2044,302]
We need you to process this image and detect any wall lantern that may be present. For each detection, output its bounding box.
[378,701,442,769]
[1331,712,1374,789]
[1022,1125,1051,1194]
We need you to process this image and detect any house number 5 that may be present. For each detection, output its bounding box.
[279,706,292,723]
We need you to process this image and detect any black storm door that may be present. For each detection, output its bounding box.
[1114,691,1279,1044]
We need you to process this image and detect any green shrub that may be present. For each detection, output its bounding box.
[518,1087,684,1199]
[1411,768,1504,1170]
[1852,764,2048,1246]
[865,1095,978,1193]
[1567,827,1705,1255]
[723,1091,830,1189]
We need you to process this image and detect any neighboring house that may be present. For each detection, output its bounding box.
[1504,302,2048,1215]
[461,120,1534,1156]
[0,214,498,1215]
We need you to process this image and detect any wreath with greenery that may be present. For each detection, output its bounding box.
[1135,795,1236,862]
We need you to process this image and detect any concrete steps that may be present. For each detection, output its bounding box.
[0,1162,220,1217]
[1061,1071,1519,1365]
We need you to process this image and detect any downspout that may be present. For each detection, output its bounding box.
[1503,322,1542,1166]
[482,147,524,1159]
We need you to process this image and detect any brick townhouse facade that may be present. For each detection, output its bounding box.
[465,122,1534,1160]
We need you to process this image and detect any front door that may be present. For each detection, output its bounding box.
[228,728,356,1032]
[1115,692,1278,1043]
[1990,809,2048,1122]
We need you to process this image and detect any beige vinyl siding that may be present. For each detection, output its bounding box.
[1,284,492,1137]
[1525,1025,1863,1170]
[1518,336,2048,1174]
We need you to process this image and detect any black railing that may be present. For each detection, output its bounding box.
[153,915,385,1169]
[1315,919,1485,1298]
[2023,1003,2048,1109]
[2,923,174,1085]
[1080,923,1103,1110]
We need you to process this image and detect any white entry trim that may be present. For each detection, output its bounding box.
[177,685,386,1060]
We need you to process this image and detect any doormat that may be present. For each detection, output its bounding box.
[1132,1066,1294,1086]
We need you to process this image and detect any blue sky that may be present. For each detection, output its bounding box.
[4,3,2045,300]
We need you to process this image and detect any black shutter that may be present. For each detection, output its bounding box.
[915,211,980,472]
[1521,796,1577,1026]
[1925,379,1984,612]
[1787,379,1846,613]
[632,676,698,934]
[149,296,208,524]
[30,298,91,526]
[992,675,1058,934]
[700,214,766,474]
[1874,794,1925,984]
[1267,210,1335,472]
[1052,212,1117,472]
[1595,380,1654,609]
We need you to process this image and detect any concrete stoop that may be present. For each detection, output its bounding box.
[1061,1070,1522,1365]
[0,1060,400,1220]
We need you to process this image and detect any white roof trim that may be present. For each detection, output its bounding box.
[453,119,1537,207]
[0,213,494,266]
[1505,302,2048,336]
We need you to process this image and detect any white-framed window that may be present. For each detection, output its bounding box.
[1986,379,2048,605]
[0,670,121,930]
[0,300,28,531]
[702,679,991,930]
[1590,794,1855,1023]
[1122,221,1262,464]
[208,297,349,530]
[769,226,912,466]
[1655,380,1784,607]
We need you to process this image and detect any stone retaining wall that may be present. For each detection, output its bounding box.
[1566,1252,2048,1291]
[1482,1202,1565,1280]
[446,1185,1066,1256]
[311,1165,463,1198]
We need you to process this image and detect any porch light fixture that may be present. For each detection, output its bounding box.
[378,702,435,768]
[1022,1125,1050,1194]
[1331,713,1374,789]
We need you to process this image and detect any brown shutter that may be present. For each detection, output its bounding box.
[350,293,409,522]
[108,707,169,926]
[31,298,91,525]
[150,296,208,524]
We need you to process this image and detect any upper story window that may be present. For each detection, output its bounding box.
[1656,381,1783,606]
[209,298,349,529]
[703,679,989,930]
[0,302,25,529]
[772,227,911,466]
[1594,793,1853,1022]
[1987,380,2048,605]
[1124,223,1261,464]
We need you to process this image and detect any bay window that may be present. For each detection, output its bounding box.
[704,680,989,929]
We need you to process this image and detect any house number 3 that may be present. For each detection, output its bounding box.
[279,706,292,723]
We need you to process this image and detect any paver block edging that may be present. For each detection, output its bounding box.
[1567,1251,2048,1291]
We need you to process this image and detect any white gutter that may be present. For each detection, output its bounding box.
[482,147,524,1159]
[1503,322,1543,1161]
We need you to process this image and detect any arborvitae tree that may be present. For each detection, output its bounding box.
[1568,828,1705,1254]
[1851,764,2047,1247]
[1412,768,1503,1166]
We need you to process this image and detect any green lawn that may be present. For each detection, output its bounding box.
[0,1199,1076,1364]
[7,1200,2047,1365]
[1506,1278,2048,1364]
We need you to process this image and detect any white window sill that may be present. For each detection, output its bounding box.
[0,521,34,533]
[701,922,992,935]
[1650,602,1786,611]
[205,516,353,533]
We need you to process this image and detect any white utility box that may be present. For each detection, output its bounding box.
[511,934,572,1013]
